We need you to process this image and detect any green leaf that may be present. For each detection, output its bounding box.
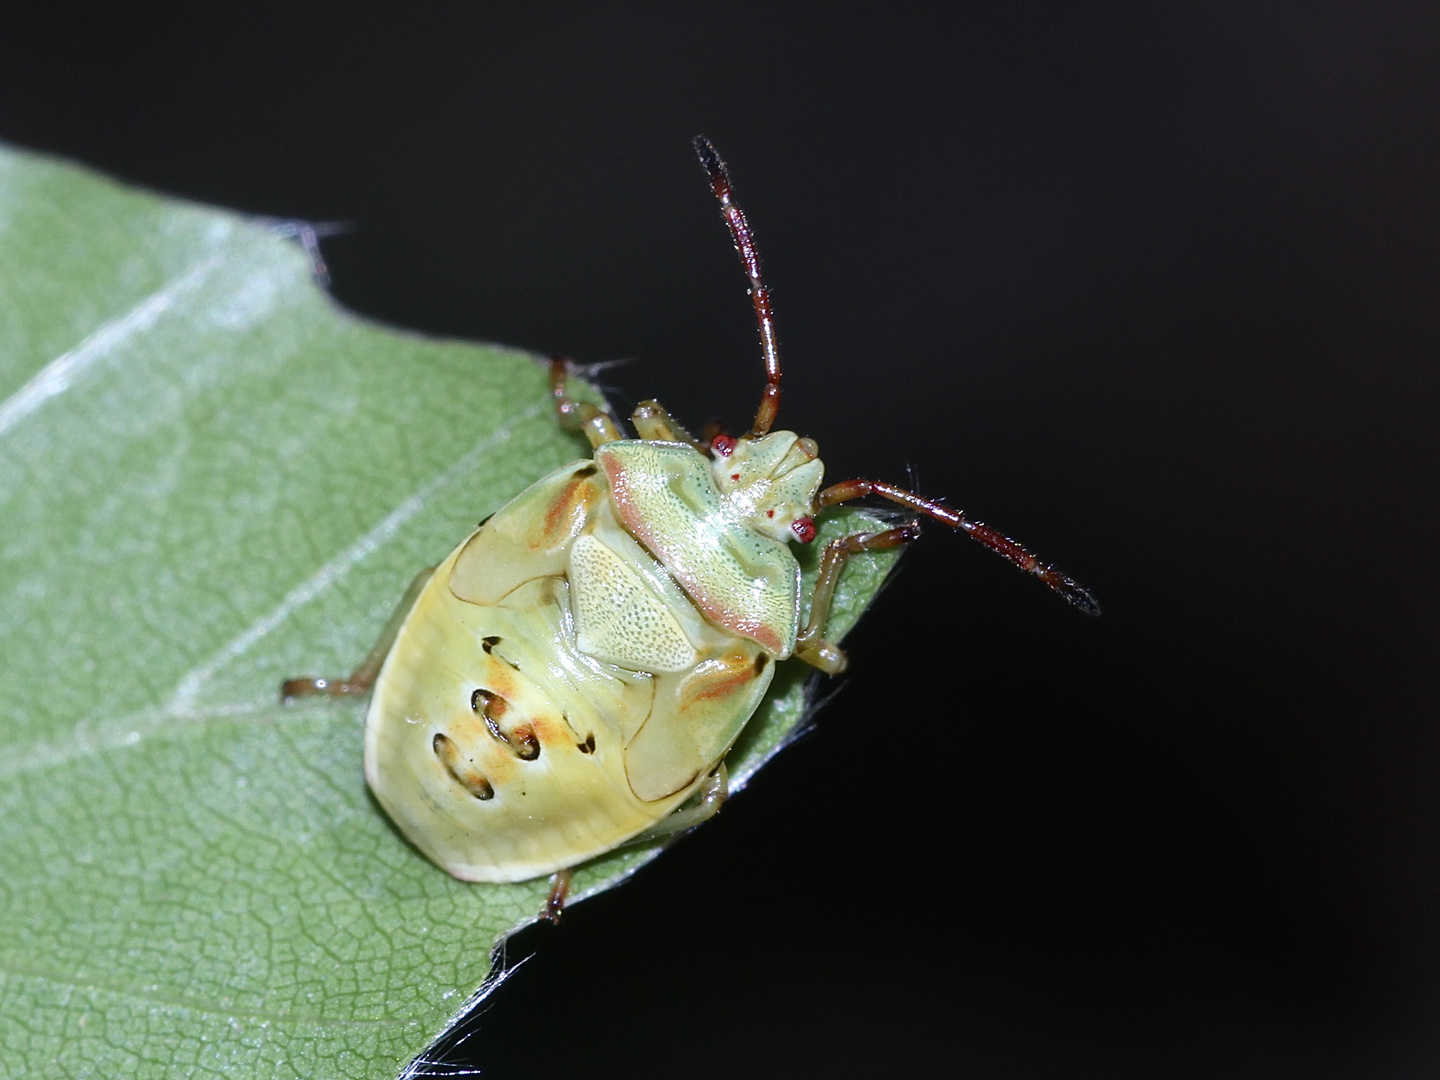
[0,144,900,1079]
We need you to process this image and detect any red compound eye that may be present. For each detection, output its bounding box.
[711,433,737,457]
[791,516,817,544]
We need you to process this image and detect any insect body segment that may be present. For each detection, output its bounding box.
[596,438,807,657]
[357,454,778,881]
[283,136,1096,891]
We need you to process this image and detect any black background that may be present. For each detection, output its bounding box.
[3,3,1438,1077]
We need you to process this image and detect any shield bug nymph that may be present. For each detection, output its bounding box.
[283,137,1097,911]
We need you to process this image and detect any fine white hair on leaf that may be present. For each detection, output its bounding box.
[256,216,352,287]
[398,943,535,1078]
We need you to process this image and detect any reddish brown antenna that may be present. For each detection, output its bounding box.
[694,135,782,436]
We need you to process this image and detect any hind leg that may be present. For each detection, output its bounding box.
[280,566,434,701]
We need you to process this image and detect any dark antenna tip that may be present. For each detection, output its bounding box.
[1060,579,1103,618]
[692,135,723,178]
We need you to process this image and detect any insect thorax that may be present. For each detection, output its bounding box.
[594,436,819,657]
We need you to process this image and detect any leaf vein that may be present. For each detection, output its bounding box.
[166,400,547,713]
[0,248,229,437]
[0,400,549,781]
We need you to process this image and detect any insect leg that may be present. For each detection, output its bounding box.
[818,478,1100,615]
[280,565,435,701]
[795,525,923,674]
[550,358,623,448]
[693,137,782,437]
[540,869,572,924]
[625,763,730,844]
[630,399,705,449]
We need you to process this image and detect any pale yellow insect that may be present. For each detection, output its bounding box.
[283,138,1096,906]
